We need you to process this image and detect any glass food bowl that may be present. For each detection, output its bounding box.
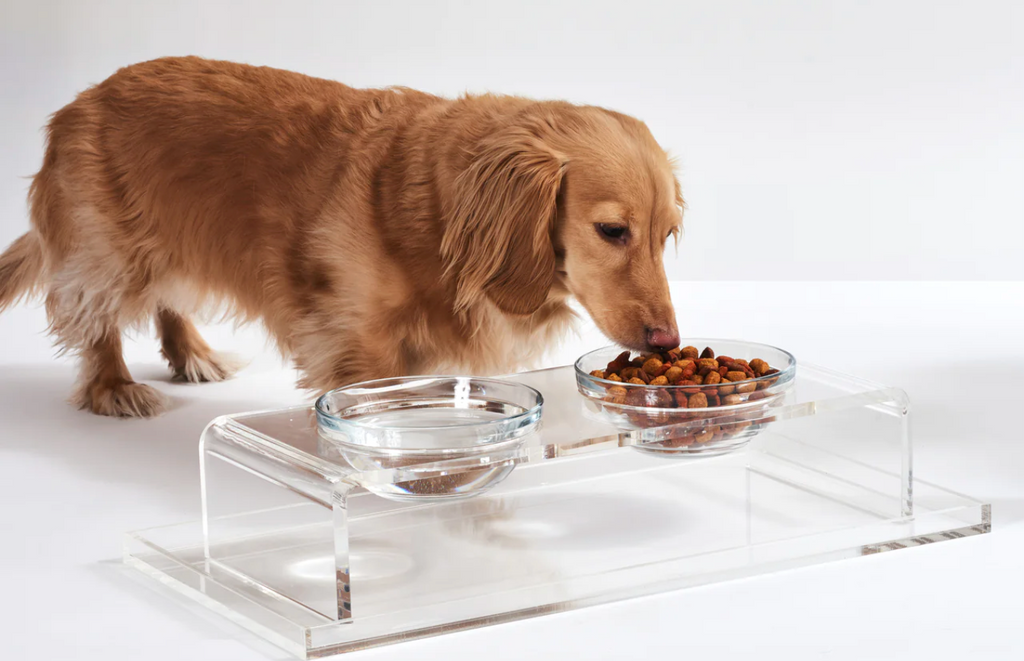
[575,340,796,457]
[316,376,543,502]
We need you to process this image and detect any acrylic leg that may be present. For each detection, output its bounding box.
[333,488,353,621]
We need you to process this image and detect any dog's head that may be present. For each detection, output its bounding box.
[442,105,682,351]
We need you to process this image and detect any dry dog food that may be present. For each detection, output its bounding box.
[591,345,781,410]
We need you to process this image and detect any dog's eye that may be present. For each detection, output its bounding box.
[596,224,628,243]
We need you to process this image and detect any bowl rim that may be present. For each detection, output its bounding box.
[314,375,544,434]
[574,339,797,393]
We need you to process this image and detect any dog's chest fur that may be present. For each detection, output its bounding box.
[407,299,578,377]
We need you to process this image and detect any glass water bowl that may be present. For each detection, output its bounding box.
[575,340,797,457]
[316,377,543,501]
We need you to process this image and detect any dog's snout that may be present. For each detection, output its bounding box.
[645,327,680,350]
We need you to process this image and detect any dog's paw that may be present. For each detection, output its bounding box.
[171,350,247,383]
[72,380,169,418]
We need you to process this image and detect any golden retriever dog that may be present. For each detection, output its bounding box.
[0,56,682,417]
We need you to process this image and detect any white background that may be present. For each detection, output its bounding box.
[2,0,1023,280]
[1,2,1023,660]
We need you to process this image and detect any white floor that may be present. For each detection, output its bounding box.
[0,281,1021,661]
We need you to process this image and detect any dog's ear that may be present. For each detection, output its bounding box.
[442,127,566,316]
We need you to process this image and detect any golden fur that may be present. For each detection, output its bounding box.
[0,56,683,417]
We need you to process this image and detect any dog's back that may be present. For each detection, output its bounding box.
[29,57,434,321]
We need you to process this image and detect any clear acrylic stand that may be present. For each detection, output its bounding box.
[124,363,990,658]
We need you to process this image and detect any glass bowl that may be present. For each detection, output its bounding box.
[575,340,796,457]
[315,377,543,502]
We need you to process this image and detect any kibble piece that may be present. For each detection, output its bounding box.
[749,358,769,376]
[625,390,647,407]
[628,377,645,385]
[650,389,674,408]
[697,358,719,371]
[722,394,744,406]
[650,375,669,386]
[725,370,748,382]
[688,392,709,408]
[681,346,700,360]
[590,369,606,379]
[736,382,757,394]
[607,373,622,382]
[604,392,626,405]
[604,385,628,404]
[664,434,696,448]
[700,346,715,359]
[665,366,683,383]
[693,428,715,444]
[606,350,631,374]
[704,370,722,385]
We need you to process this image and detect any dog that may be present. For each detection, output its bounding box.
[0,56,683,417]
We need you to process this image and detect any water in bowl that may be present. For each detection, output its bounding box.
[327,400,532,502]
[340,399,529,451]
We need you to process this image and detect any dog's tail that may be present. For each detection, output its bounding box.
[0,231,45,314]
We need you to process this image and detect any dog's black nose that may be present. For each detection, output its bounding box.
[646,327,680,350]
